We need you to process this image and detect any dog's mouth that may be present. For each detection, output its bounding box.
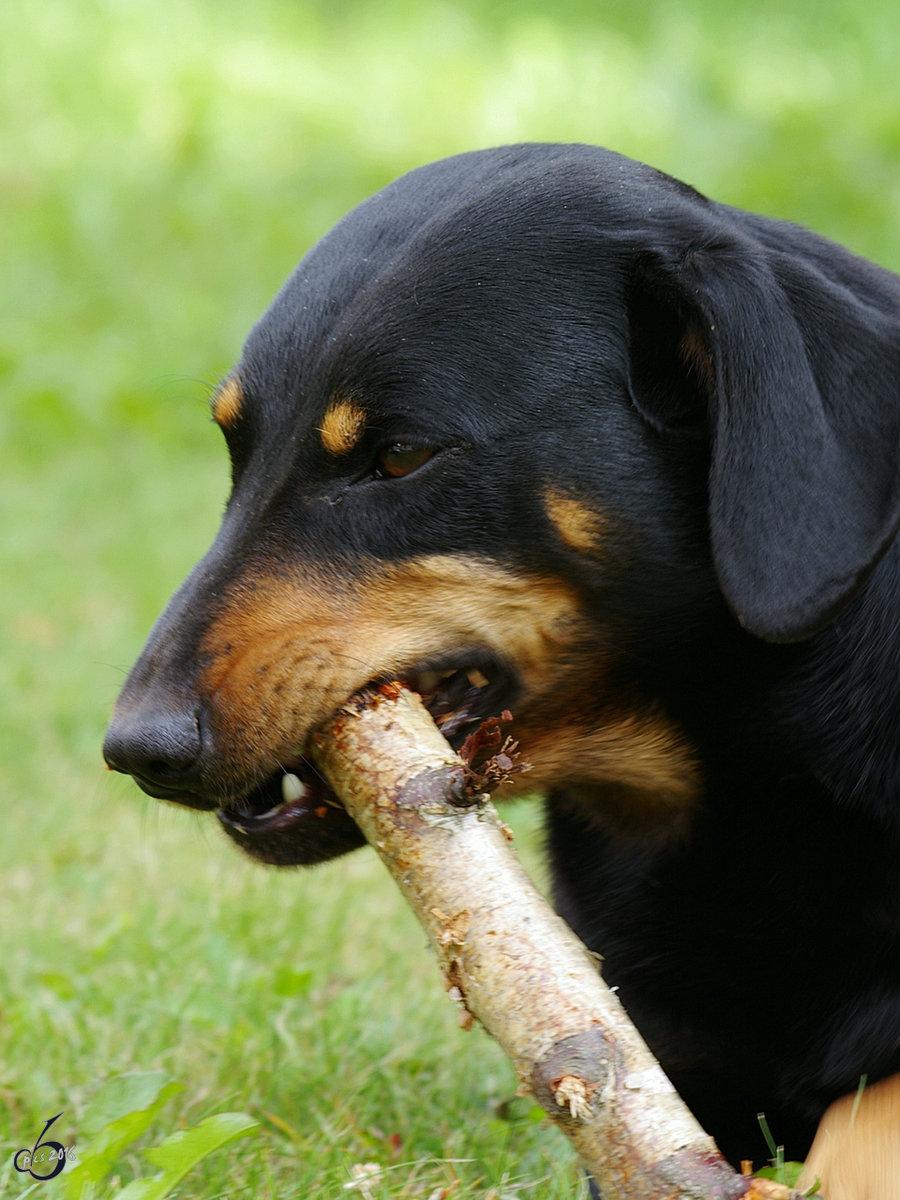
[216,652,518,865]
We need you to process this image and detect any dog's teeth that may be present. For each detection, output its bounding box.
[414,668,460,693]
[281,772,307,803]
[466,668,490,689]
[435,709,462,727]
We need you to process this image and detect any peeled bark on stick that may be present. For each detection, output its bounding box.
[309,684,804,1200]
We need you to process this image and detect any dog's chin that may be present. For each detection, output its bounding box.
[217,653,519,867]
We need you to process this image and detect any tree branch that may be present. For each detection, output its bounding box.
[310,684,806,1200]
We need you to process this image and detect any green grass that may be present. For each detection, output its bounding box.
[2,0,898,1194]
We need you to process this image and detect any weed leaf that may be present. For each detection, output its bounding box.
[113,1112,259,1200]
[62,1074,183,1199]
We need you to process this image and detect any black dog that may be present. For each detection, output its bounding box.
[104,144,900,1196]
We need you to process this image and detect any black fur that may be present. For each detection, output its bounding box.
[105,144,900,1175]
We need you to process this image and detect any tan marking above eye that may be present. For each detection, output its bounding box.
[211,375,244,429]
[543,487,606,553]
[320,399,367,456]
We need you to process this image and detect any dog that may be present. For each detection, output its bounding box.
[104,144,900,1198]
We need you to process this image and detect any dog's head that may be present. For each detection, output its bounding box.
[104,144,900,865]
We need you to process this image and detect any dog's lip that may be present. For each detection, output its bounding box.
[130,775,220,810]
[212,650,519,860]
[215,757,365,867]
[216,758,335,833]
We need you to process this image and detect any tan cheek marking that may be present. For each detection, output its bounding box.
[368,556,585,687]
[211,375,244,429]
[196,552,699,825]
[543,487,606,553]
[196,553,699,822]
[197,556,585,788]
[797,1073,900,1199]
[508,709,700,825]
[320,399,367,456]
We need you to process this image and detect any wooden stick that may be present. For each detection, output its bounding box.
[310,684,804,1200]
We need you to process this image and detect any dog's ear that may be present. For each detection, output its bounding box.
[626,228,900,642]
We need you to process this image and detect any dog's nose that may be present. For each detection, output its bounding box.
[103,705,212,806]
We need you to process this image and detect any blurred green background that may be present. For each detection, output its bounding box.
[2,0,898,1195]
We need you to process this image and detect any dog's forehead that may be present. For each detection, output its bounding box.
[241,145,658,354]
[233,145,698,451]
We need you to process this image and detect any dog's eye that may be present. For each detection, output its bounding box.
[375,443,434,479]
